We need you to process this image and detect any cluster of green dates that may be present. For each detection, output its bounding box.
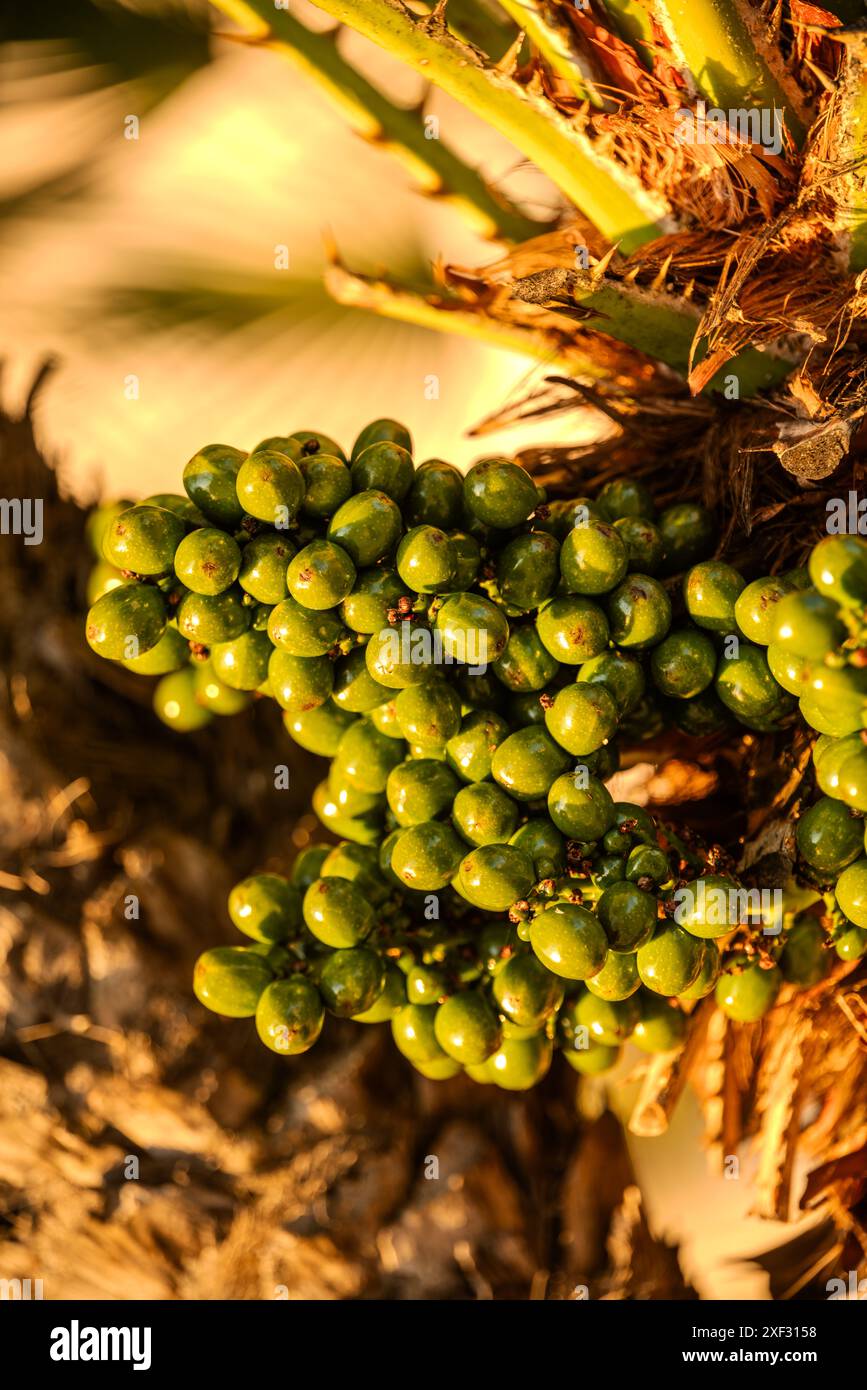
[85,423,867,1089]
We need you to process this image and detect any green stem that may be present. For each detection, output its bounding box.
[308,0,674,250]
[512,266,795,396]
[651,0,809,145]
[210,0,540,241]
[324,259,617,379]
[495,0,603,105]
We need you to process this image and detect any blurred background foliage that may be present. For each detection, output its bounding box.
[0,0,586,497]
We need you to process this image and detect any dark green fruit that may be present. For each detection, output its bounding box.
[530,903,608,980]
[446,711,509,783]
[614,516,665,573]
[625,843,670,885]
[287,539,355,610]
[292,429,347,461]
[547,772,615,840]
[683,561,745,632]
[268,596,345,657]
[678,940,720,1000]
[561,1038,621,1074]
[597,881,657,952]
[462,457,538,528]
[406,964,447,1006]
[433,991,501,1064]
[509,818,566,878]
[715,956,782,1022]
[796,797,863,875]
[835,924,867,961]
[104,504,185,575]
[597,477,654,522]
[299,452,352,517]
[332,647,392,712]
[183,444,246,529]
[391,1002,451,1064]
[766,643,812,697]
[835,857,867,927]
[256,978,324,1055]
[809,534,867,608]
[86,582,166,660]
[493,627,559,693]
[404,459,463,530]
[483,1034,553,1090]
[452,783,519,847]
[497,531,560,610]
[236,449,304,524]
[574,989,639,1045]
[87,499,133,559]
[837,750,867,812]
[351,440,414,502]
[387,759,459,825]
[238,532,294,604]
[268,649,334,713]
[176,588,250,644]
[173,527,240,595]
[585,949,640,1000]
[668,688,730,736]
[351,418,412,461]
[339,568,407,634]
[211,629,271,690]
[366,621,434,689]
[319,947,385,1017]
[457,844,535,911]
[492,954,564,1028]
[435,592,509,665]
[321,842,388,903]
[491,727,570,801]
[395,674,466,750]
[314,779,380,843]
[122,623,188,675]
[674,875,741,938]
[715,641,790,726]
[291,844,331,891]
[632,992,686,1052]
[303,876,374,947]
[734,576,793,646]
[396,525,455,593]
[284,702,355,756]
[658,502,714,573]
[577,650,645,714]
[606,574,672,649]
[650,628,716,698]
[637,924,703,995]
[193,945,272,1017]
[334,718,406,793]
[448,531,481,589]
[560,518,628,595]
[326,770,382,819]
[253,435,303,461]
[772,589,846,661]
[155,667,213,730]
[86,561,124,605]
[536,596,609,664]
[353,963,406,1022]
[544,682,618,755]
[391,821,465,890]
[327,490,403,567]
[779,917,829,986]
[229,873,301,943]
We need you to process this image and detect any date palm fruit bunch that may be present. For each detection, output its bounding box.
[85,423,865,1087]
